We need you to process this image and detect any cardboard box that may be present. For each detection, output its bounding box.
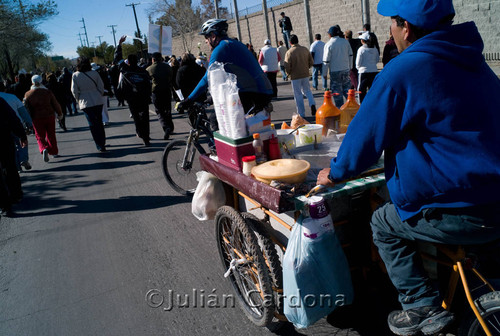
[214,131,255,171]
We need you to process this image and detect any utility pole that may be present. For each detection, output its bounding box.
[79,18,90,47]
[78,33,84,47]
[262,0,270,41]
[214,0,219,19]
[96,35,103,45]
[126,3,146,58]
[108,25,117,47]
[126,3,142,39]
[232,0,241,41]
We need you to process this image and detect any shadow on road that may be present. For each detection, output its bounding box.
[13,195,188,217]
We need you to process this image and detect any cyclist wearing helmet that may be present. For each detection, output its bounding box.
[178,19,273,114]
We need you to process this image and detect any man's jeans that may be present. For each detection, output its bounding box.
[329,69,351,108]
[280,65,287,81]
[371,202,500,310]
[282,30,291,49]
[291,77,315,117]
[312,64,327,90]
[12,135,29,170]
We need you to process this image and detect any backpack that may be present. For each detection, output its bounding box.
[117,69,151,102]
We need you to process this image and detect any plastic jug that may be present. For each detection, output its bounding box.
[315,90,341,136]
[339,89,360,133]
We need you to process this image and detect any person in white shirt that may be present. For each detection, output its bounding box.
[309,34,326,90]
[323,25,353,108]
[258,39,280,98]
[356,32,380,102]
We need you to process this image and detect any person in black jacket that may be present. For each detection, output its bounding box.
[0,97,28,216]
[278,12,293,49]
[114,35,153,146]
[176,53,206,105]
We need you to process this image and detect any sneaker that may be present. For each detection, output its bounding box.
[388,306,454,336]
[311,105,317,116]
[20,161,32,170]
[42,149,49,162]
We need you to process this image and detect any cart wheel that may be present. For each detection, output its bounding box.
[215,206,275,327]
[242,212,287,332]
[458,291,500,336]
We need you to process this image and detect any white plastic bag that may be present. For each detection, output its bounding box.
[283,214,354,328]
[191,171,226,221]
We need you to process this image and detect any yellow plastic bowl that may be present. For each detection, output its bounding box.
[251,159,310,184]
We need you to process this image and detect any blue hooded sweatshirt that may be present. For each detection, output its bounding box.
[329,22,500,221]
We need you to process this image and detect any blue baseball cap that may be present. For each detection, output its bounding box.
[377,0,455,30]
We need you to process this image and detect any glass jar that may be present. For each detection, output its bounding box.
[242,155,257,176]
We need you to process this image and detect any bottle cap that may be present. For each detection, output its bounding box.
[253,133,260,139]
[242,155,256,162]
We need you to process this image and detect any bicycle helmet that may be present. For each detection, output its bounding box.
[199,19,228,36]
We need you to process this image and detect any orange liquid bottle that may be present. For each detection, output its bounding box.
[315,90,341,136]
[339,89,360,133]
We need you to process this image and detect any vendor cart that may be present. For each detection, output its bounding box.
[199,153,387,330]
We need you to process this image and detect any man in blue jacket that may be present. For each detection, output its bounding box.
[317,0,500,335]
[178,19,273,114]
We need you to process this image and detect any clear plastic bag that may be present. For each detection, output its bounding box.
[191,171,226,221]
[208,62,247,139]
[283,214,354,328]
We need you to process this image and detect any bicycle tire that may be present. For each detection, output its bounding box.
[241,212,286,331]
[215,206,275,327]
[458,291,500,336]
[162,138,206,196]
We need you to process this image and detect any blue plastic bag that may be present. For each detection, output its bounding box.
[283,215,354,328]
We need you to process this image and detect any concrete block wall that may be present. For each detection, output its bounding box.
[171,0,500,59]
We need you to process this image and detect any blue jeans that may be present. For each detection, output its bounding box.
[83,105,106,150]
[329,70,351,108]
[291,77,315,117]
[13,135,29,170]
[371,202,500,310]
[312,64,327,90]
[280,65,287,81]
[282,30,291,49]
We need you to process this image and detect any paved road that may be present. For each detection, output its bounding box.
[0,80,397,336]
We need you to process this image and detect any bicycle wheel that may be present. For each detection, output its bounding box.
[242,212,286,331]
[162,138,206,196]
[458,291,500,335]
[215,206,275,327]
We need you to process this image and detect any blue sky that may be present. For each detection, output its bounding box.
[39,0,261,59]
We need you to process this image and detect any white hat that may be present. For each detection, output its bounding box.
[359,31,370,41]
[91,62,100,71]
[31,75,42,84]
[264,39,271,45]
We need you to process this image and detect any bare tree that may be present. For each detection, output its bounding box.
[147,0,202,53]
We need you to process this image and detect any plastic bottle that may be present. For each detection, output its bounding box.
[252,133,267,164]
[339,89,360,133]
[315,90,341,136]
[301,196,334,239]
[242,155,257,176]
[268,134,282,160]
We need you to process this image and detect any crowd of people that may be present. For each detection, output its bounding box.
[0,43,210,217]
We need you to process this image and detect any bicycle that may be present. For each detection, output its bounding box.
[161,102,216,196]
[419,242,500,336]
